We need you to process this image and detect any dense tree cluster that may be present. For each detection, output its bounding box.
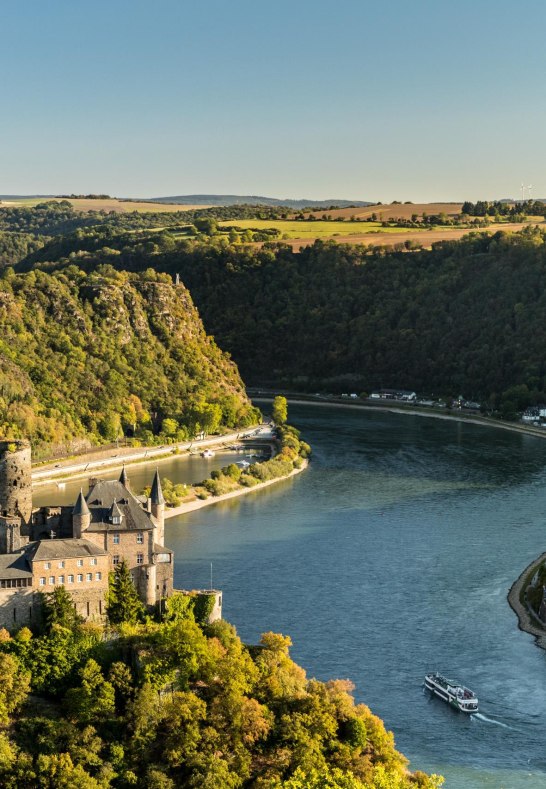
[0,231,46,268]
[0,592,441,788]
[461,199,546,218]
[0,264,258,455]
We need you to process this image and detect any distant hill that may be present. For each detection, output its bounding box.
[147,194,374,209]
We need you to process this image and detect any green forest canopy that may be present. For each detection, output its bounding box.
[0,592,442,788]
[17,219,546,416]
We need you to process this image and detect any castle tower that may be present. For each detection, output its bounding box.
[0,439,32,552]
[0,440,32,524]
[72,489,91,539]
[150,469,165,545]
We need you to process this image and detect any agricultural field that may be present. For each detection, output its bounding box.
[0,197,208,213]
[302,202,464,220]
[218,218,417,239]
[276,220,542,250]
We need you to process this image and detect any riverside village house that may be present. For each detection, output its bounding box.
[0,439,222,629]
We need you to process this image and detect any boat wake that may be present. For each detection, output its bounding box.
[471,712,512,729]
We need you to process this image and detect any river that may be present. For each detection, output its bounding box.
[32,404,546,786]
[162,404,546,789]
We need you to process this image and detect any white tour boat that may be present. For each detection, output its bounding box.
[424,672,478,713]
[201,448,215,458]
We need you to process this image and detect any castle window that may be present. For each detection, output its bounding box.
[44,562,51,570]
[39,577,45,586]
[113,555,120,566]
[87,602,90,617]
[86,573,92,582]
[49,576,55,585]
[90,558,97,566]
[137,533,144,544]
[136,554,144,565]
[112,515,121,525]
[95,572,102,581]
[77,559,83,567]
[67,575,74,584]
[99,600,102,615]
[58,561,65,569]
[77,574,83,583]
[59,575,65,585]
[113,533,120,545]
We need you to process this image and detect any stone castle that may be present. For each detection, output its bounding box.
[0,439,221,628]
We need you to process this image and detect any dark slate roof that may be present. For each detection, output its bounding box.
[25,538,108,562]
[83,479,153,532]
[73,489,90,516]
[0,552,32,580]
[150,469,165,505]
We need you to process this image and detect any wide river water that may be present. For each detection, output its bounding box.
[35,405,546,787]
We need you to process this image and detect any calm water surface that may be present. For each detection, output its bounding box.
[163,405,546,789]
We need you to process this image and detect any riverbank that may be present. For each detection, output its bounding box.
[31,424,271,485]
[164,459,308,520]
[252,394,546,441]
[508,552,546,650]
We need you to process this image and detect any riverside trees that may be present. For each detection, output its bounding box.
[272,395,288,425]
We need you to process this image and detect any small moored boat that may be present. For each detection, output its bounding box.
[201,449,215,458]
[424,672,478,713]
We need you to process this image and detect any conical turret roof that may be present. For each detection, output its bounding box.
[73,489,90,516]
[150,469,164,505]
[119,465,129,487]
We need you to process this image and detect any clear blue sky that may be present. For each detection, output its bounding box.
[2,0,545,202]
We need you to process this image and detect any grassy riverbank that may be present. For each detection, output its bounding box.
[157,424,311,519]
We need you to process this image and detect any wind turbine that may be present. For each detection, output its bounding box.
[521,183,526,202]
[528,184,533,200]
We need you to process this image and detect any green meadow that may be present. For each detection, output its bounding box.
[218,219,419,239]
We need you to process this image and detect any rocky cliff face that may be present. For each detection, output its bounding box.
[0,265,257,454]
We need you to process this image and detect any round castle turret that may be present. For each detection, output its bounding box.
[0,440,32,523]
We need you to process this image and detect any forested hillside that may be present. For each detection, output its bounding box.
[0,201,289,244]
[0,265,258,454]
[20,223,546,415]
